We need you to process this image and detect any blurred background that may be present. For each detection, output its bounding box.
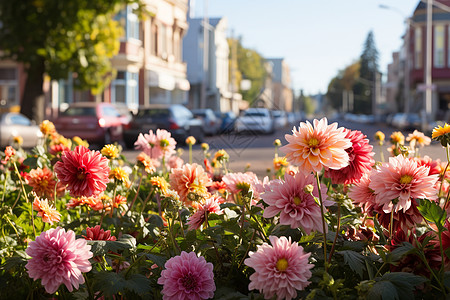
[0,0,449,154]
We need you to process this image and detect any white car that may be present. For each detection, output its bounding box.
[234,108,274,134]
[271,110,288,129]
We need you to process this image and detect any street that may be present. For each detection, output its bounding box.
[122,117,449,178]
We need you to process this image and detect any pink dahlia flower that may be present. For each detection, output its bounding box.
[157,251,215,300]
[54,145,110,198]
[134,129,176,159]
[280,117,352,175]
[244,236,313,300]
[187,194,224,230]
[325,129,374,184]
[369,155,439,213]
[169,163,212,207]
[348,172,377,214]
[222,172,267,206]
[262,172,328,233]
[25,227,93,294]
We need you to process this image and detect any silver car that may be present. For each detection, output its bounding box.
[0,112,43,148]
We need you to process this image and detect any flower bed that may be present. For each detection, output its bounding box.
[1,118,450,299]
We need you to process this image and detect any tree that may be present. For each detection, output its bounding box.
[228,37,266,103]
[0,0,136,122]
[357,30,379,114]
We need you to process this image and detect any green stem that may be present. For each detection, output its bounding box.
[1,171,8,205]
[125,176,143,216]
[315,172,328,271]
[327,202,341,265]
[4,215,23,247]
[189,144,192,164]
[83,273,94,300]
[13,162,36,238]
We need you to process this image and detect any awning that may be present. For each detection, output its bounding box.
[148,71,175,90]
[176,78,190,91]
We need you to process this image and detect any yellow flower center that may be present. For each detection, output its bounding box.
[308,137,319,147]
[276,258,288,272]
[160,139,170,148]
[293,196,302,205]
[399,174,413,184]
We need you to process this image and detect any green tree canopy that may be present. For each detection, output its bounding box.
[228,37,266,103]
[0,0,137,122]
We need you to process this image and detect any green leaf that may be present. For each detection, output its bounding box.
[336,250,366,278]
[367,280,398,300]
[388,242,416,264]
[123,274,152,296]
[417,199,446,232]
[93,272,126,296]
[368,272,427,300]
[87,234,136,256]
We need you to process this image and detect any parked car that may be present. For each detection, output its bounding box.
[123,104,204,149]
[391,113,421,130]
[52,102,124,146]
[234,108,274,135]
[271,110,288,129]
[0,112,43,149]
[113,103,133,127]
[191,108,220,135]
[216,111,237,133]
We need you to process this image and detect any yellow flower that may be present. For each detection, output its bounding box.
[51,134,72,148]
[201,143,209,151]
[432,123,450,140]
[185,136,196,145]
[40,120,56,135]
[390,131,405,145]
[374,131,385,142]
[73,136,89,147]
[214,149,229,162]
[149,176,170,195]
[101,144,120,159]
[273,156,288,171]
[273,139,282,147]
[13,135,23,146]
[109,167,129,184]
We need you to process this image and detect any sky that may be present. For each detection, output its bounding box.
[190,0,420,96]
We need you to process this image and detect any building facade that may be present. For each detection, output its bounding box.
[2,0,191,118]
[266,58,293,112]
[183,16,242,113]
[407,0,450,121]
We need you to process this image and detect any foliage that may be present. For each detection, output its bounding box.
[0,0,137,122]
[229,37,267,103]
[0,120,450,299]
[326,30,380,114]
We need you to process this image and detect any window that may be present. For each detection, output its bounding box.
[414,27,422,69]
[0,67,18,107]
[434,24,445,68]
[111,71,139,108]
[161,24,168,58]
[115,5,140,41]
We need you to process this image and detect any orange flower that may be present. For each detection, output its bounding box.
[406,130,431,147]
[136,152,158,173]
[32,195,61,225]
[28,167,57,200]
[273,156,288,171]
[169,163,212,206]
[113,195,127,208]
[185,136,196,145]
[390,131,405,145]
[40,120,56,136]
[280,117,351,174]
[149,176,170,196]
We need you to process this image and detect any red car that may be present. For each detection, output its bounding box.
[53,102,124,146]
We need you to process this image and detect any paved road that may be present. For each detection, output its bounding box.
[122,117,448,178]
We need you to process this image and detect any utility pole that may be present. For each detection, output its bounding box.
[200,0,209,109]
[423,0,433,131]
